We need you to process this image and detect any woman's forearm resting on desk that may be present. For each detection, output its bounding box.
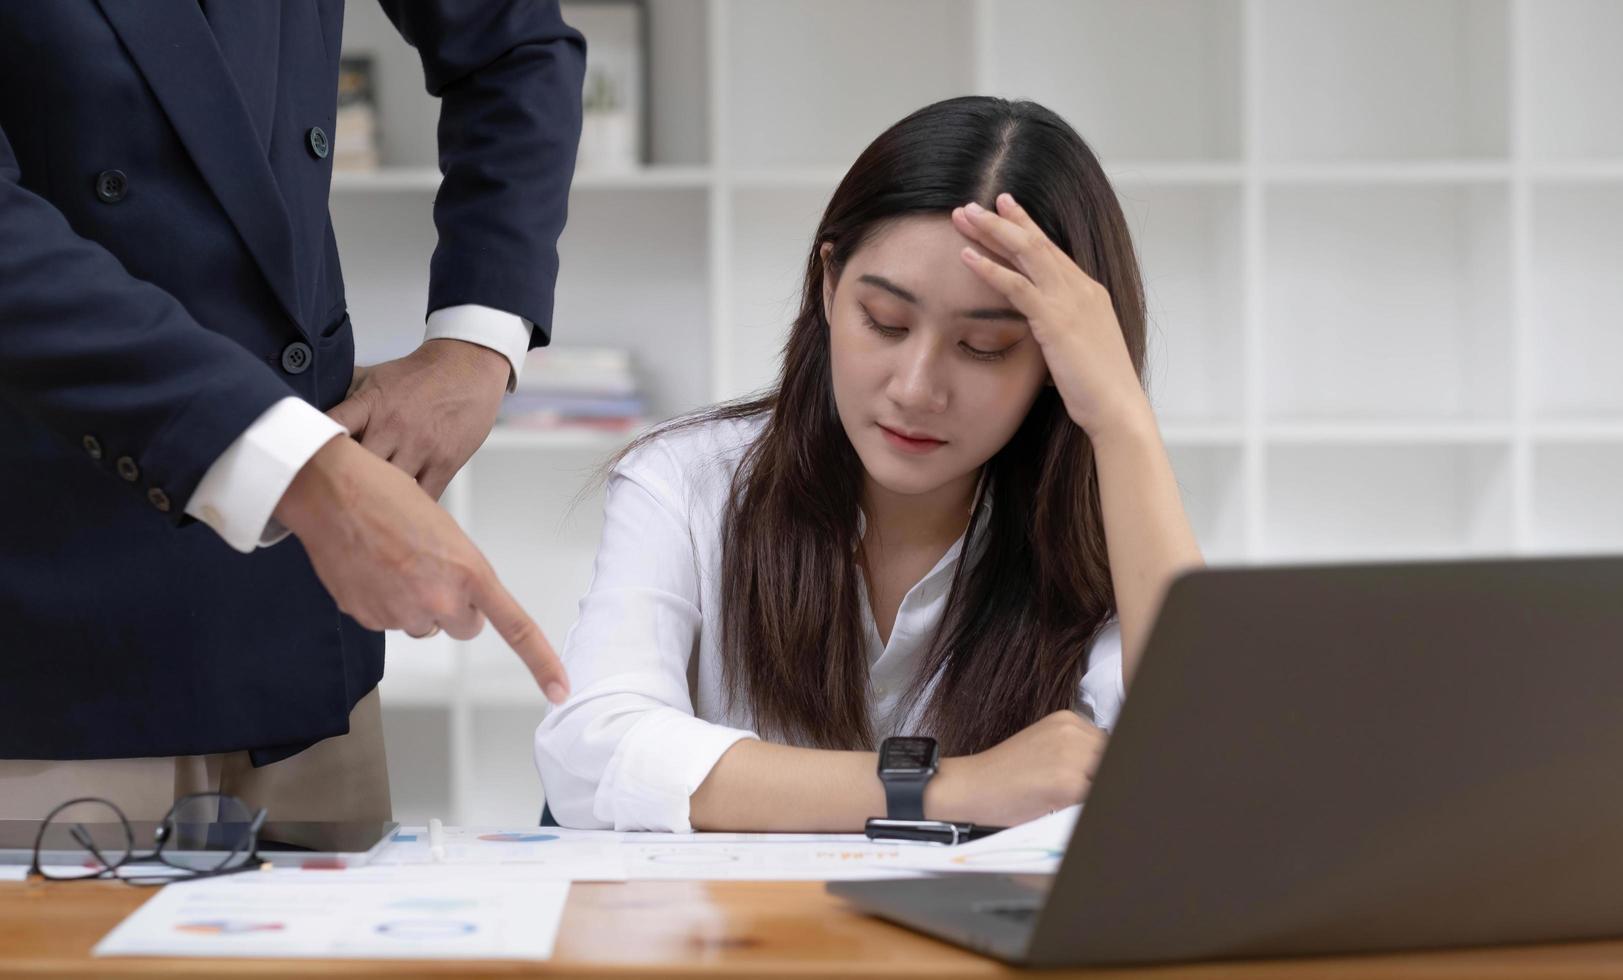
[688,741,884,832]
[690,710,1108,832]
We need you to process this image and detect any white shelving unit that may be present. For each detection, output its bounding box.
[335,0,1623,825]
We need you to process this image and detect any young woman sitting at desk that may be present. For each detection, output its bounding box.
[534,96,1204,832]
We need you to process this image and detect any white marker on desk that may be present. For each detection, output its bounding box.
[428,818,447,863]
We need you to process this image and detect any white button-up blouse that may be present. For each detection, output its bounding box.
[533,415,1125,832]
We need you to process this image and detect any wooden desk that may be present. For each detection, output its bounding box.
[5,879,1623,978]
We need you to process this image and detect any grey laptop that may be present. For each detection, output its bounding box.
[830,555,1623,967]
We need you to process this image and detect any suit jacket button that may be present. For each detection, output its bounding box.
[82,435,104,460]
[307,126,329,159]
[116,456,141,482]
[281,341,313,375]
[146,488,171,513]
[95,170,128,203]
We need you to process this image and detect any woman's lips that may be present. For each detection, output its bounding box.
[878,423,946,454]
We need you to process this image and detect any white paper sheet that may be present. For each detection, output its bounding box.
[371,826,929,881]
[372,825,627,880]
[891,806,1080,875]
[620,837,932,880]
[94,872,570,960]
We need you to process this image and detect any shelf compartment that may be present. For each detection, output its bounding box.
[1522,0,1623,162]
[465,707,550,827]
[724,186,831,399]
[1265,422,1512,445]
[1531,443,1623,554]
[1162,424,1246,446]
[1262,162,1510,185]
[331,188,712,419]
[722,0,974,170]
[1167,444,1247,563]
[1529,183,1623,420]
[1119,183,1245,425]
[552,188,712,418]
[482,426,644,454]
[379,705,453,827]
[732,164,1248,191]
[986,0,1241,163]
[331,167,717,193]
[1263,184,1511,423]
[1260,0,1508,162]
[338,3,443,169]
[379,632,458,707]
[328,192,442,365]
[635,0,712,167]
[1532,422,1623,443]
[341,0,710,170]
[1263,442,1512,560]
[463,448,615,700]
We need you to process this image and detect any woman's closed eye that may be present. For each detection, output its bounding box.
[960,339,1015,362]
[860,307,1017,361]
[860,306,906,339]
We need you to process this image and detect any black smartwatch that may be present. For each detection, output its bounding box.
[877,736,939,820]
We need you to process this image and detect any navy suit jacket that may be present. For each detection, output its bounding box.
[0,1,585,764]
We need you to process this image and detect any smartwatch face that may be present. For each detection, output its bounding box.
[880,737,938,775]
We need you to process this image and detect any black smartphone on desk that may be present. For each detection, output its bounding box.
[865,817,1005,846]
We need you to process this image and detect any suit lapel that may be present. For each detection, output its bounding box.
[96,0,306,333]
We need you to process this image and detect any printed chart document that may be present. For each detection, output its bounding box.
[620,833,930,881]
[374,828,932,881]
[94,872,570,961]
[374,825,627,880]
[892,806,1081,875]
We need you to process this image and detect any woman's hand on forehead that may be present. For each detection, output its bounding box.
[952,193,1149,438]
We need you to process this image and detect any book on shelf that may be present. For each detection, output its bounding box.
[499,346,646,433]
[333,54,380,172]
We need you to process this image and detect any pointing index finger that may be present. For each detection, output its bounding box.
[471,568,570,704]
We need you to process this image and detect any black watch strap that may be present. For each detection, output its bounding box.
[884,776,927,821]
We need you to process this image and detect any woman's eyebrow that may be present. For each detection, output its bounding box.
[960,306,1027,323]
[857,273,1026,322]
[858,274,919,303]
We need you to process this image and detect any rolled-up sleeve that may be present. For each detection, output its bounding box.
[534,442,757,831]
[1079,619,1127,731]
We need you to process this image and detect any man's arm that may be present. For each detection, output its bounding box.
[0,115,572,701]
[325,2,587,500]
[424,305,533,391]
[0,120,296,524]
[185,397,346,552]
[380,0,587,344]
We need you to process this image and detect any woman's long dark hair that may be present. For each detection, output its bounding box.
[613,96,1146,755]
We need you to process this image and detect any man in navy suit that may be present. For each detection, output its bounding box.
[0,1,584,821]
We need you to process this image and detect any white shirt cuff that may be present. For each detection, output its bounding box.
[596,710,759,833]
[1079,619,1127,732]
[185,397,347,554]
[424,304,534,392]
